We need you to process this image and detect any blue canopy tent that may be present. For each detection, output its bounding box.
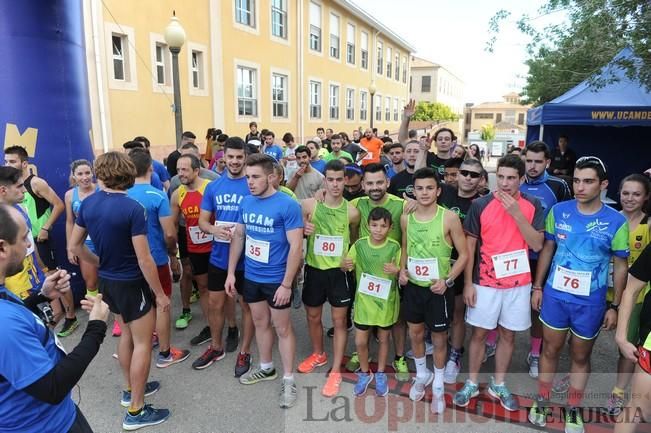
[526,47,651,197]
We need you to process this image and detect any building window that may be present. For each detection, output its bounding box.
[329,84,339,119]
[329,13,340,59]
[237,66,257,116]
[375,94,382,121]
[496,113,503,123]
[394,53,400,81]
[112,34,127,80]
[360,31,368,69]
[272,73,288,118]
[386,47,392,79]
[518,112,525,125]
[421,76,431,93]
[474,113,493,119]
[154,43,169,85]
[376,41,383,75]
[346,24,355,65]
[309,80,321,119]
[402,56,407,84]
[309,3,321,52]
[393,98,399,121]
[360,90,368,121]
[385,96,391,121]
[346,88,355,120]
[271,0,287,39]
[191,50,204,89]
[235,0,255,27]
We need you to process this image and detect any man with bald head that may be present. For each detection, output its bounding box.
[359,128,384,167]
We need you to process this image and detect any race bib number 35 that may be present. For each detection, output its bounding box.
[551,265,591,296]
[189,226,213,245]
[407,257,439,282]
[314,235,343,257]
[491,249,530,279]
[359,273,391,300]
[245,236,270,264]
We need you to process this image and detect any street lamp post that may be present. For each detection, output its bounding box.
[369,80,376,130]
[164,12,186,149]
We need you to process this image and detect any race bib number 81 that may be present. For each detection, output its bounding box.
[358,273,391,300]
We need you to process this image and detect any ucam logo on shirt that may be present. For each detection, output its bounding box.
[243,212,275,233]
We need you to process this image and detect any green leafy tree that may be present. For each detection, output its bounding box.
[487,0,651,105]
[480,123,496,142]
[411,101,459,122]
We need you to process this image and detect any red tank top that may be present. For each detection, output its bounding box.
[179,179,213,254]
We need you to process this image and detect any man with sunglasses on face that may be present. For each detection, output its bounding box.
[343,165,366,201]
[438,159,485,384]
[519,141,572,379]
[529,156,629,433]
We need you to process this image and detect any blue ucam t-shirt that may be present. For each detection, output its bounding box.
[201,175,250,270]
[128,183,172,266]
[0,287,76,433]
[76,191,148,280]
[544,200,629,305]
[237,191,303,284]
[264,144,284,161]
[153,159,170,183]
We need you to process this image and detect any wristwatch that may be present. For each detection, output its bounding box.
[444,277,455,288]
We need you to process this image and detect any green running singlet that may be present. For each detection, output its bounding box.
[352,194,404,243]
[305,199,350,270]
[405,205,452,287]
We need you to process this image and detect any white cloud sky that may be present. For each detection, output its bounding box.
[352,0,560,104]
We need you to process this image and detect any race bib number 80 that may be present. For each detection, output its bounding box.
[314,235,343,257]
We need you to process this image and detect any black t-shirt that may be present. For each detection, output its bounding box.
[343,143,363,162]
[439,187,479,273]
[166,150,181,178]
[321,139,332,152]
[388,170,415,199]
[343,189,366,201]
[629,244,651,349]
[548,147,577,175]
[425,153,449,177]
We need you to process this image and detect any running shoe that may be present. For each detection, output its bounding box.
[553,373,571,394]
[375,372,388,397]
[528,397,552,427]
[453,380,479,407]
[156,347,191,368]
[120,381,161,407]
[298,352,328,373]
[175,311,192,329]
[482,343,497,363]
[345,352,361,372]
[191,346,225,370]
[57,317,79,337]
[565,407,585,433]
[322,372,342,397]
[444,349,462,384]
[406,342,434,359]
[393,356,411,382]
[225,327,239,353]
[527,352,540,379]
[606,392,625,416]
[431,386,446,414]
[487,377,519,411]
[190,326,211,346]
[240,366,277,385]
[279,378,297,408]
[112,320,122,337]
[353,371,374,396]
[234,352,251,378]
[409,370,433,401]
[122,404,170,431]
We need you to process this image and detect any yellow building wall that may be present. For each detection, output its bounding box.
[100,0,214,154]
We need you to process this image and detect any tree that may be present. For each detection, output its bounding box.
[411,101,459,122]
[487,0,651,105]
[480,123,496,142]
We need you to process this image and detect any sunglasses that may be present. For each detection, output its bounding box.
[576,156,607,173]
[345,165,363,175]
[459,169,481,179]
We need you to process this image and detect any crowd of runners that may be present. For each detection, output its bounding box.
[1,100,650,433]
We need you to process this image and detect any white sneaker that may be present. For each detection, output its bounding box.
[444,358,461,384]
[409,370,434,401]
[406,342,434,359]
[431,386,446,414]
[527,352,539,379]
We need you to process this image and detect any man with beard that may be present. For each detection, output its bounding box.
[198,137,255,378]
[287,146,324,200]
[386,143,405,179]
[324,134,353,163]
[388,141,420,199]
[343,165,365,201]
[359,128,385,167]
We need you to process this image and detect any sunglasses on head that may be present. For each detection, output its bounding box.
[576,156,607,174]
[459,169,481,179]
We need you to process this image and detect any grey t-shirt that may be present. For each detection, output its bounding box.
[291,169,324,200]
[170,168,219,226]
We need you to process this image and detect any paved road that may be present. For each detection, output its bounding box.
[59,283,631,433]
